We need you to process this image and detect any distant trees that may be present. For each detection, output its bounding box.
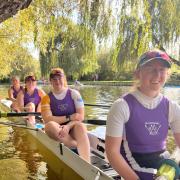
[0,9,39,79]
[0,0,179,80]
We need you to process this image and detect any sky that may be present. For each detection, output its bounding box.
[26,42,39,59]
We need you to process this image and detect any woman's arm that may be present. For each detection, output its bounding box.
[105,98,139,179]
[16,91,25,112]
[36,89,47,112]
[69,107,84,122]
[38,89,46,98]
[105,136,139,180]
[41,108,69,124]
[173,133,180,147]
[169,101,180,147]
[70,89,84,122]
[8,88,16,102]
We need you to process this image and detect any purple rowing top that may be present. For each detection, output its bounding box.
[123,94,169,153]
[24,88,41,108]
[11,86,23,98]
[48,89,76,116]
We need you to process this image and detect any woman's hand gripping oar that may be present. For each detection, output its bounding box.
[156,147,180,180]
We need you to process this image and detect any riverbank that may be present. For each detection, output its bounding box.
[69,80,180,87]
[1,79,180,87]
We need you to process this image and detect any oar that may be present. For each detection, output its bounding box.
[156,148,180,179]
[0,112,41,118]
[0,111,106,126]
[0,121,38,131]
[84,103,111,108]
[85,119,106,125]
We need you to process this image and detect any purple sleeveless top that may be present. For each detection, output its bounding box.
[48,89,76,116]
[11,86,23,98]
[123,94,169,153]
[24,88,41,107]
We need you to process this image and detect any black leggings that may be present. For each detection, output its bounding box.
[132,150,166,169]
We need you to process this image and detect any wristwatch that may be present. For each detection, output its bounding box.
[66,115,70,122]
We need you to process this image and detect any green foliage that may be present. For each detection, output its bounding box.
[0,0,179,81]
[10,47,40,79]
[112,0,152,71]
[0,5,40,79]
[112,0,179,71]
[39,21,98,79]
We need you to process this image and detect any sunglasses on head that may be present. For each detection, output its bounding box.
[50,72,64,79]
[25,76,36,82]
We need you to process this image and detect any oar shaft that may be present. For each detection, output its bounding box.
[85,119,106,125]
[0,122,38,131]
[84,103,110,108]
[0,112,41,117]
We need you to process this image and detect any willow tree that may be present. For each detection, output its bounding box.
[112,0,180,71]
[56,24,97,79]
[0,13,38,78]
[1,0,179,80]
[24,0,114,78]
[34,17,98,78]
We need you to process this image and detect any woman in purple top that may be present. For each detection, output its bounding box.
[16,75,46,124]
[41,68,90,163]
[8,76,23,111]
[105,49,180,180]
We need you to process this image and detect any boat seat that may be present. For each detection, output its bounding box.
[71,148,78,155]
[91,155,110,169]
[91,155,121,179]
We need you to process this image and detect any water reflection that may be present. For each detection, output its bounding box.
[80,86,130,120]
[163,86,180,103]
[11,128,44,179]
[0,124,16,159]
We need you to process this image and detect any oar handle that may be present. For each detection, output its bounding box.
[84,103,110,108]
[156,159,180,179]
[0,112,41,117]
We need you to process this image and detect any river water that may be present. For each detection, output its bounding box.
[0,84,179,179]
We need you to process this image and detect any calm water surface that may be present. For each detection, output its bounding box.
[0,84,179,179]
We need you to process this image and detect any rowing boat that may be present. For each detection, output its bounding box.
[0,99,120,180]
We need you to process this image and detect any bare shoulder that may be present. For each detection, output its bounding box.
[38,88,46,96]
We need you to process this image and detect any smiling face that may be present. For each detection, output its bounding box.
[49,68,68,93]
[50,75,65,92]
[135,60,169,97]
[25,79,37,92]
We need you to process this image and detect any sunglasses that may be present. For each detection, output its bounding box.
[50,72,64,79]
[25,76,36,82]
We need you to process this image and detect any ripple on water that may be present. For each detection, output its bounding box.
[0,158,29,180]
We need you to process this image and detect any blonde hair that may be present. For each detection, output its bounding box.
[11,75,20,81]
